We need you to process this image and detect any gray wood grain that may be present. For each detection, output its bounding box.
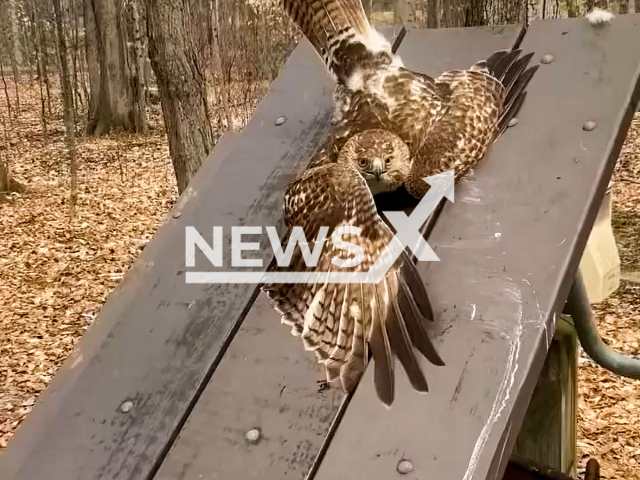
[0,41,333,480]
[155,294,344,480]
[312,15,640,480]
[152,24,522,480]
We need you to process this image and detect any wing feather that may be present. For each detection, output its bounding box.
[405,50,538,198]
[263,163,442,404]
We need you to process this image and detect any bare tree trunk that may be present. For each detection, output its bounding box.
[7,0,20,116]
[28,0,47,132]
[441,0,451,26]
[0,114,22,193]
[71,0,83,117]
[565,0,579,16]
[84,0,100,134]
[146,0,215,193]
[85,0,134,136]
[427,0,439,27]
[0,155,9,193]
[465,0,486,26]
[8,0,22,67]
[53,0,78,212]
[130,0,147,133]
[36,4,53,118]
[212,0,232,130]
[1,63,13,120]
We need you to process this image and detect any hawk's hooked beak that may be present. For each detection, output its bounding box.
[370,158,384,180]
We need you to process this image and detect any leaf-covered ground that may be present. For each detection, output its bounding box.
[1,81,639,479]
[0,80,177,448]
[578,114,640,479]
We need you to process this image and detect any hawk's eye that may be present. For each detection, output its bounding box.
[385,157,392,166]
[358,158,367,168]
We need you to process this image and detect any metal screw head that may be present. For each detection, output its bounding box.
[172,212,181,219]
[583,121,597,131]
[507,117,518,128]
[275,116,287,126]
[245,427,262,444]
[120,401,134,413]
[541,54,555,64]
[397,459,413,474]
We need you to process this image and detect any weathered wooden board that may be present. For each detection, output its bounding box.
[0,42,333,480]
[153,24,523,480]
[313,14,640,480]
[514,329,578,475]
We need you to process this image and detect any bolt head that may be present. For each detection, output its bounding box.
[120,401,134,413]
[583,121,597,131]
[172,212,181,219]
[245,427,262,444]
[397,458,413,474]
[541,54,555,64]
[507,117,518,128]
[275,116,287,126]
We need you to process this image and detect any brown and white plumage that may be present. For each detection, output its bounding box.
[283,0,537,191]
[264,0,537,404]
[264,164,443,405]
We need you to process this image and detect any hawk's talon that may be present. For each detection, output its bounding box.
[317,380,330,392]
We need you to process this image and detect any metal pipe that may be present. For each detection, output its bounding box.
[565,274,640,379]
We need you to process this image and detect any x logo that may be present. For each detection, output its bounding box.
[382,170,455,262]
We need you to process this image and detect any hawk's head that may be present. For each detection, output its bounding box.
[337,129,410,196]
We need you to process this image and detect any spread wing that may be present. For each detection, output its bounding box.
[263,163,443,405]
[332,67,445,153]
[405,49,539,197]
[280,0,445,158]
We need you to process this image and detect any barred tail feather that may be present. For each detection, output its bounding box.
[281,0,371,52]
[264,252,442,406]
[473,48,538,137]
[280,0,395,82]
[387,274,429,392]
[264,164,442,405]
[497,64,538,134]
[493,51,538,136]
[396,267,444,366]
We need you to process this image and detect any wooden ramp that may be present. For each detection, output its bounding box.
[1,15,639,480]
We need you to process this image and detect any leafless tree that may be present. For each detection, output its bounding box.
[84,0,146,135]
[0,156,9,194]
[145,0,215,193]
[52,0,79,211]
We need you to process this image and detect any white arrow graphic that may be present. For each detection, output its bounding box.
[382,170,455,262]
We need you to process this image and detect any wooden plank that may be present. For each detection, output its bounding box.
[154,294,344,480]
[153,25,522,480]
[513,323,578,476]
[0,42,333,480]
[312,15,640,480]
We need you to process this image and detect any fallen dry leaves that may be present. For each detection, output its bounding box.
[578,114,640,479]
[0,79,177,449]
[0,83,639,480]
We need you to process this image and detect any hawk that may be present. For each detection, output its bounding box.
[263,0,538,406]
